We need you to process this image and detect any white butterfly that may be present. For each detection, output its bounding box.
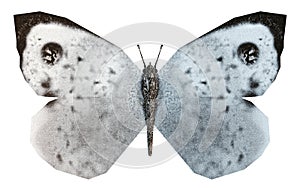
[14,12,286,179]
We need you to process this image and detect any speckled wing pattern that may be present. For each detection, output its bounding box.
[14,12,144,178]
[15,12,286,179]
[157,12,286,178]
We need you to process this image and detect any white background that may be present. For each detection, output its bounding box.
[0,0,299,187]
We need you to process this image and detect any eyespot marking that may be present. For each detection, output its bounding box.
[237,42,259,65]
[41,42,63,65]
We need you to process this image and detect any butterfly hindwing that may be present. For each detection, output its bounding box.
[157,12,286,179]
[15,12,144,178]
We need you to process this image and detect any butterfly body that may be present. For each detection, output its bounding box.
[141,63,159,156]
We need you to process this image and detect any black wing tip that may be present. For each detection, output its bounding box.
[14,11,98,56]
[205,11,286,56]
[14,12,73,56]
[240,11,286,54]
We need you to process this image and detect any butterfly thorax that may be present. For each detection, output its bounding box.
[141,63,159,156]
[142,64,159,100]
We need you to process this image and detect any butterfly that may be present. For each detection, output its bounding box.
[14,11,286,179]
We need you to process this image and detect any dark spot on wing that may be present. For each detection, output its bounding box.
[226,87,231,94]
[76,95,83,100]
[225,106,229,112]
[200,81,207,85]
[238,127,243,131]
[249,78,260,89]
[41,78,51,89]
[56,153,63,163]
[77,56,83,62]
[227,160,232,166]
[63,64,71,69]
[185,67,192,74]
[217,95,225,100]
[237,154,244,163]
[225,75,230,81]
[230,140,234,148]
[230,64,237,69]
[93,81,100,85]
[57,126,62,131]
[99,112,108,120]
[109,67,116,74]
[208,161,218,169]
[217,56,223,62]
[66,140,70,148]
[71,106,75,113]
[82,161,91,169]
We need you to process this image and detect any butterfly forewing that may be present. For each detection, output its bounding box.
[15,12,144,178]
[157,12,285,179]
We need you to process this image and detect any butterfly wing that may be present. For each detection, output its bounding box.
[157,12,286,179]
[15,12,144,178]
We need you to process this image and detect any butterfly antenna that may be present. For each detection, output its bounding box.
[137,45,146,68]
[154,45,163,68]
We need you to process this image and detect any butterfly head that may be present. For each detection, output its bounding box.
[143,63,158,74]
